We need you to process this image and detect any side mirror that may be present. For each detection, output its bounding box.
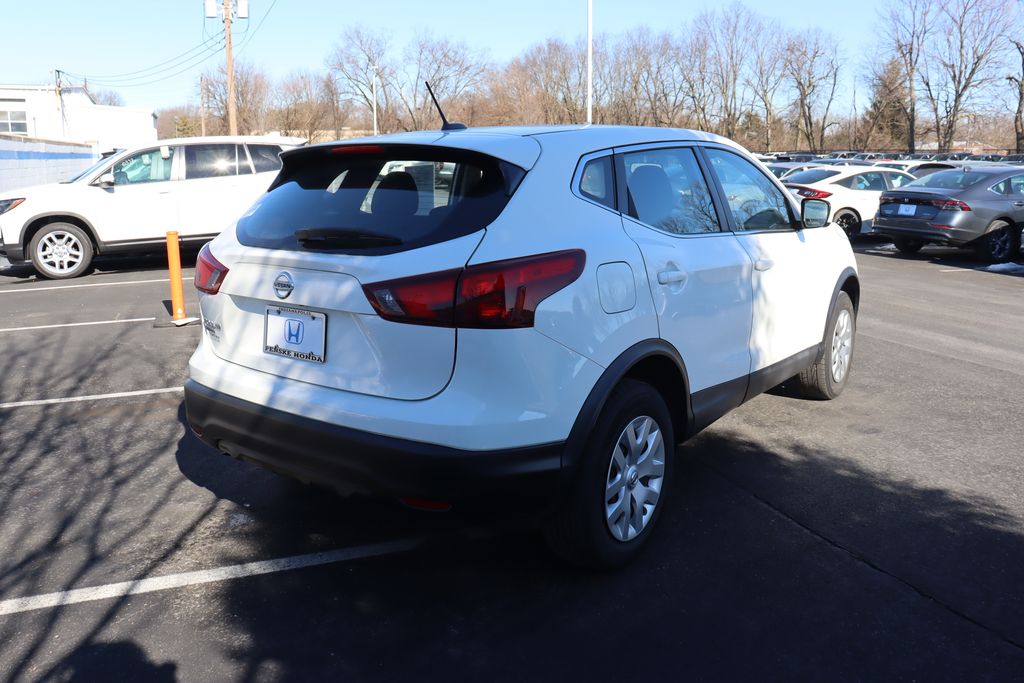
[801,198,830,228]
[97,173,115,187]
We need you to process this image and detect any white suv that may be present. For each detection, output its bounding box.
[184,126,859,567]
[0,136,304,278]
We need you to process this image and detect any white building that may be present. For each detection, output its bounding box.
[0,84,156,153]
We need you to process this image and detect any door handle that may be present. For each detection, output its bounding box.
[754,258,775,272]
[657,269,688,285]
[1014,201,1024,207]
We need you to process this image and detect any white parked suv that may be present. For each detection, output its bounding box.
[184,126,859,567]
[0,135,304,278]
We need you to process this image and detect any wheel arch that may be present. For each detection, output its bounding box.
[823,268,860,344]
[22,213,100,254]
[561,339,692,479]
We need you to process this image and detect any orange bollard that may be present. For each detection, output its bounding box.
[166,231,186,321]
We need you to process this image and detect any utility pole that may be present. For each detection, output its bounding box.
[223,0,238,135]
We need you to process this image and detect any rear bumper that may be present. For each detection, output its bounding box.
[184,379,565,504]
[871,218,979,246]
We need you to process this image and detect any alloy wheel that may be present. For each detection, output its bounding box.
[831,309,853,383]
[605,415,666,542]
[36,231,84,275]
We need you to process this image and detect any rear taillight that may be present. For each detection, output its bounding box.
[794,187,832,199]
[195,243,229,295]
[363,250,586,329]
[931,199,971,211]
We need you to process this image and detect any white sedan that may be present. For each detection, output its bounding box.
[782,166,916,239]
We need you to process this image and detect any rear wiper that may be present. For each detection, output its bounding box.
[294,228,402,248]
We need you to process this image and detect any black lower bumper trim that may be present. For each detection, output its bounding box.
[183,379,565,503]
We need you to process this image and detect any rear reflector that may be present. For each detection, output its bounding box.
[195,243,229,294]
[364,250,586,329]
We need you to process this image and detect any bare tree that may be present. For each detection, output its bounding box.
[881,0,933,152]
[785,31,841,152]
[327,27,397,132]
[920,0,1013,152]
[705,4,755,138]
[746,19,788,151]
[90,89,125,107]
[677,28,720,132]
[203,60,271,135]
[273,70,334,142]
[390,33,488,131]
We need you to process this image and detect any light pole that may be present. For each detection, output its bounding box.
[586,0,593,124]
[369,63,381,136]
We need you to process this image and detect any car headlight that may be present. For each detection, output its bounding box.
[0,198,25,215]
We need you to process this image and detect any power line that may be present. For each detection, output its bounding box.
[60,33,225,85]
[60,36,227,90]
[235,0,279,56]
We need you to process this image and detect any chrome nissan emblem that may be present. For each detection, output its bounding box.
[273,271,294,300]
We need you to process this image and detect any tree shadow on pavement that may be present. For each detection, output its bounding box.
[174,426,1024,682]
[49,641,177,683]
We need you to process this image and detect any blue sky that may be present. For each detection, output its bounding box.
[0,0,880,111]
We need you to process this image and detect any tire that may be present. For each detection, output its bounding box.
[545,379,675,569]
[28,222,94,279]
[834,210,861,240]
[799,291,855,400]
[893,237,924,255]
[976,220,1018,263]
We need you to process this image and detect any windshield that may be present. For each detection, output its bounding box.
[784,168,841,185]
[235,145,525,255]
[62,157,109,183]
[906,170,991,190]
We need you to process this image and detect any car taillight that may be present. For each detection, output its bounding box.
[931,199,971,211]
[195,243,229,294]
[363,250,586,329]
[794,187,832,199]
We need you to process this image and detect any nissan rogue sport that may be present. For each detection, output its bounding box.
[184,125,859,567]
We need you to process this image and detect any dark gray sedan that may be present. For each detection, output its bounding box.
[872,166,1024,261]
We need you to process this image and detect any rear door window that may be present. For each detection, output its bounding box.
[621,147,721,234]
[185,144,243,179]
[235,145,525,255]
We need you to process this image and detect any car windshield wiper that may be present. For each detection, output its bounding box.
[294,228,402,248]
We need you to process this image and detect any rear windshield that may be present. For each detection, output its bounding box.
[906,170,990,190]
[784,168,841,184]
[235,145,525,255]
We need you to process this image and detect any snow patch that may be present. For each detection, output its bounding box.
[982,262,1024,275]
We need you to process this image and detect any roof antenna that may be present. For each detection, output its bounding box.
[424,81,466,131]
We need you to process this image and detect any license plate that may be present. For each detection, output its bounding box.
[264,305,326,364]
[897,204,917,216]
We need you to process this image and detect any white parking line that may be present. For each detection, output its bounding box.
[0,539,421,616]
[0,277,190,295]
[0,387,183,409]
[0,317,156,333]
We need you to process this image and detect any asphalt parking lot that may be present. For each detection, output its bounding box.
[0,244,1022,682]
